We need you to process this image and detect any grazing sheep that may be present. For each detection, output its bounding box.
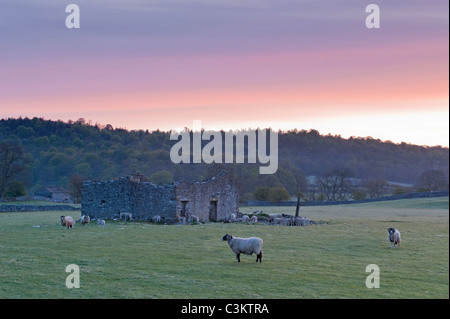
[250,215,258,223]
[177,216,186,224]
[272,217,289,226]
[224,213,237,223]
[387,227,401,248]
[189,215,199,223]
[241,215,250,222]
[97,219,106,227]
[60,216,75,229]
[152,215,161,223]
[81,215,90,225]
[293,217,310,226]
[120,212,133,221]
[222,234,263,263]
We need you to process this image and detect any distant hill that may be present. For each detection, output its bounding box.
[0,117,448,201]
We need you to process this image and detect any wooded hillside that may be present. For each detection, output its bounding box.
[0,117,448,201]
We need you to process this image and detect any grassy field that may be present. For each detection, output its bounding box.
[0,200,80,208]
[0,197,448,299]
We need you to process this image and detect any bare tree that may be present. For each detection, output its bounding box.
[419,169,448,191]
[317,168,354,201]
[366,177,388,198]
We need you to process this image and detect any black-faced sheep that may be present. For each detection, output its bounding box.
[387,227,401,248]
[222,234,263,263]
[81,215,90,225]
[60,216,75,229]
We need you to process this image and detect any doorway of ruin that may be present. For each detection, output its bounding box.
[181,200,188,218]
[209,200,218,221]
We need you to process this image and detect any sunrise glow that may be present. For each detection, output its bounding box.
[1,0,448,147]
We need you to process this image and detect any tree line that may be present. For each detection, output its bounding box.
[0,117,448,202]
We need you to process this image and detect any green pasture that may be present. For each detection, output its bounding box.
[0,197,448,299]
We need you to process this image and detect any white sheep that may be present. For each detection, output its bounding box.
[120,212,133,221]
[387,227,401,248]
[293,217,310,226]
[81,215,90,225]
[222,234,263,263]
[241,215,250,222]
[60,216,75,229]
[97,219,106,227]
[177,216,186,224]
[272,217,289,226]
[250,215,258,223]
[189,215,199,223]
[224,213,236,223]
[152,215,161,223]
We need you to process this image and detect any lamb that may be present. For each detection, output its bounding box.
[177,216,186,224]
[241,215,250,222]
[250,215,258,223]
[97,219,106,227]
[81,215,90,225]
[222,234,263,263]
[387,227,401,248]
[60,216,75,229]
[189,215,199,223]
[152,215,161,223]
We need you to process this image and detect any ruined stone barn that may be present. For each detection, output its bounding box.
[81,171,239,223]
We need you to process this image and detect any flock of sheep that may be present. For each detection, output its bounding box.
[59,212,401,264]
[60,215,105,229]
[224,211,312,226]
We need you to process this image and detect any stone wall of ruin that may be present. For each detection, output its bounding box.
[175,172,239,222]
[81,177,177,222]
[81,172,239,223]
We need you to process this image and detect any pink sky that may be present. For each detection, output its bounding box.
[1,1,448,146]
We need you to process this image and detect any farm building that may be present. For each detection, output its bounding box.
[81,171,239,223]
[34,186,71,202]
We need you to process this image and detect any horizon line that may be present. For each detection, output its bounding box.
[2,116,449,149]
